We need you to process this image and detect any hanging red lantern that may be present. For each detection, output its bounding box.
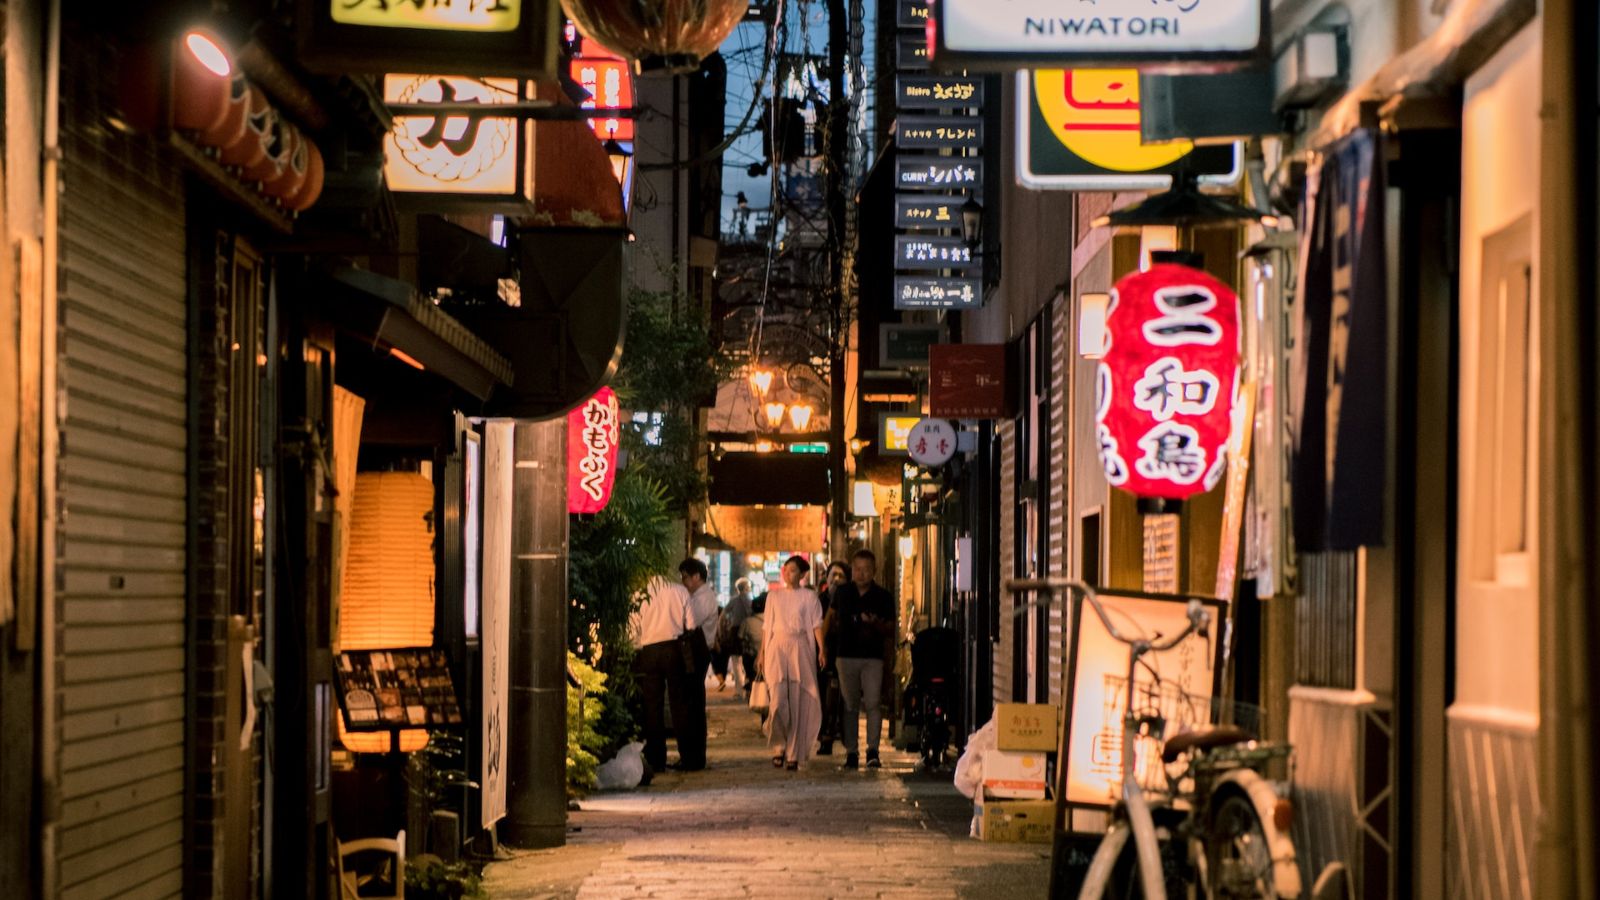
[566,387,621,514]
[283,140,325,212]
[171,31,232,133]
[1095,262,1242,504]
[262,123,308,201]
[560,0,745,74]
[198,70,251,151]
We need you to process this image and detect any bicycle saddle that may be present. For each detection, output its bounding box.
[1161,725,1255,763]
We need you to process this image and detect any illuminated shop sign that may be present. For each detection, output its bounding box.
[334,0,521,31]
[567,387,620,514]
[895,158,982,191]
[383,74,529,206]
[896,115,983,150]
[895,236,976,271]
[932,0,1267,69]
[895,75,984,110]
[1017,68,1240,190]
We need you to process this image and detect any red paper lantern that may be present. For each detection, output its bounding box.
[560,0,745,74]
[567,387,621,514]
[1095,262,1241,502]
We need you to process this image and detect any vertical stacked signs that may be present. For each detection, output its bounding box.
[567,387,620,513]
[1095,263,1242,501]
[892,69,986,310]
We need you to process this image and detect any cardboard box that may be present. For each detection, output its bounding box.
[995,702,1059,751]
[982,749,1049,799]
[975,799,1056,843]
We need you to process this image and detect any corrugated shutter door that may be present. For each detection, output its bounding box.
[55,67,188,900]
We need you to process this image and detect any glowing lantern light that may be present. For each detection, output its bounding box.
[763,402,788,431]
[788,403,814,431]
[560,0,745,74]
[184,31,232,77]
[1095,261,1242,505]
[567,387,620,514]
[748,368,774,398]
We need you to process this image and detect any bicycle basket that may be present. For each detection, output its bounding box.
[1092,675,1268,794]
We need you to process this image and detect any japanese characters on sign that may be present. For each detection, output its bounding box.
[895,196,960,229]
[896,236,976,271]
[930,343,1010,417]
[1095,263,1241,501]
[931,0,1267,69]
[335,0,522,31]
[1016,68,1240,191]
[383,74,526,201]
[907,418,960,467]
[880,414,921,455]
[895,276,982,310]
[896,75,985,110]
[569,50,635,140]
[897,34,931,70]
[896,115,983,149]
[566,386,620,514]
[896,158,983,190]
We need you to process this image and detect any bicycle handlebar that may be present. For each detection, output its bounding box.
[1003,577,1209,650]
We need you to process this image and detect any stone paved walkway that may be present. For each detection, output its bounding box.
[482,682,1051,899]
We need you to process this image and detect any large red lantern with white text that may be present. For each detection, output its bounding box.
[1095,263,1242,504]
[567,387,621,514]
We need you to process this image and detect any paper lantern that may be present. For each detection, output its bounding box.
[339,471,437,753]
[172,31,232,133]
[567,387,620,514]
[1095,262,1241,502]
[560,0,745,74]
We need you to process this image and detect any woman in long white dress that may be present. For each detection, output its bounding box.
[761,555,827,770]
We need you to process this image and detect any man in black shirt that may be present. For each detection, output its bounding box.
[824,549,895,769]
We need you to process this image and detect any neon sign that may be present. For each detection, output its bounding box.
[567,387,620,514]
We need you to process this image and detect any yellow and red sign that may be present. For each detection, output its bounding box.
[567,387,620,514]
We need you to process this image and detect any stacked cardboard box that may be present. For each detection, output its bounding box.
[975,703,1059,843]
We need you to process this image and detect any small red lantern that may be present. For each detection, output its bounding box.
[567,387,621,514]
[560,0,745,74]
[1095,262,1241,504]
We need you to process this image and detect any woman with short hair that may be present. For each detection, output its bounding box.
[760,555,826,771]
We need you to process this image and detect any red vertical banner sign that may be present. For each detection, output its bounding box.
[1095,263,1242,502]
[567,387,620,514]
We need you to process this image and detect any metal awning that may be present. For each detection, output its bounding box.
[323,266,515,401]
[709,452,831,506]
[1306,0,1534,147]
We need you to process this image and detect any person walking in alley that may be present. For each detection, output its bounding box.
[713,578,755,693]
[825,550,896,770]
[677,558,718,770]
[761,556,826,770]
[815,561,851,755]
[630,575,698,773]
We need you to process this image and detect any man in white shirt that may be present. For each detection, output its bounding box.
[630,575,695,772]
[675,558,718,770]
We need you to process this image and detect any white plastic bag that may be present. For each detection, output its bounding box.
[595,742,646,791]
[953,716,998,800]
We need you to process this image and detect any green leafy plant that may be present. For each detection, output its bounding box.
[405,855,486,900]
[566,652,611,797]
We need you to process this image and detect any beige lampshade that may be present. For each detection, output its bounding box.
[339,470,436,753]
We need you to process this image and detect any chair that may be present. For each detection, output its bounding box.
[337,829,405,900]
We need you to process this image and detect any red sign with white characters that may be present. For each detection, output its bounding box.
[569,54,634,141]
[1095,263,1241,501]
[567,387,620,514]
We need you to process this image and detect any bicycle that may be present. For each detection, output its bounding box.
[1004,578,1302,900]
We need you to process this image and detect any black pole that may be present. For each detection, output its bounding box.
[501,419,569,848]
[826,0,851,557]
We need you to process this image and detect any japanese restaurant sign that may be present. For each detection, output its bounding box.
[930,343,1009,417]
[896,75,985,110]
[896,236,975,270]
[896,116,983,150]
[896,158,983,190]
[1017,68,1240,191]
[907,418,959,467]
[567,387,620,514]
[931,0,1267,69]
[895,196,960,229]
[1095,263,1241,501]
[298,0,559,77]
[895,276,981,310]
[383,74,527,205]
[570,50,635,140]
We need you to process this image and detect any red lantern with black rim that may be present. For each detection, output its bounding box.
[1094,261,1242,507]
[560,0,745,74]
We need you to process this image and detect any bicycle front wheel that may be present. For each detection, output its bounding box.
[1204,790,1280,899]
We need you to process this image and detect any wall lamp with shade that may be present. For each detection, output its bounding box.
[1078,293,1110,360]
[603,133,633,186]
[748,367,775,399]
[788,403,814,431]
[960,195,1002,284]
[762,401,787,430]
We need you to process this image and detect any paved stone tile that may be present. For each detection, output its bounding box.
[484,687,1050,899]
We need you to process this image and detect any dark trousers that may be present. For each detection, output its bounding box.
[679,629,710,769]
[819,667,843,744]
[634,640,692,771]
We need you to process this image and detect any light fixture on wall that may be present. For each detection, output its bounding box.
[1090,171,1278,230]
[959,195,1002,284]
[851,480,879,518]
[1078,293,1110,360]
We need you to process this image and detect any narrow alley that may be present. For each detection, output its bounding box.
[482,689,1049,900]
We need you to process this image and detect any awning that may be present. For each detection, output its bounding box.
[529,81,626,227]
[322,265,514,401]
[709,452,831,506]
[1305,0,1534,147]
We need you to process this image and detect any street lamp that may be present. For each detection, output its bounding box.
[960,196,1001,283]
[788,403,814,431]
[749,368,774,399]
[763,401,787,430]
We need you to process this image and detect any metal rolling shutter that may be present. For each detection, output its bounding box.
[54,67,188,899]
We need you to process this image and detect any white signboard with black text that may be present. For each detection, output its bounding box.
[932,0,1267,70]
[481,421,514,828]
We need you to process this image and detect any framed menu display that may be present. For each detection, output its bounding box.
[334,646,464,731]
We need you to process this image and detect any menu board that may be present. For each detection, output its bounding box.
[334,647,464,731]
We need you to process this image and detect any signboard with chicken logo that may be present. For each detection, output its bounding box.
[1016,68,1238,190]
